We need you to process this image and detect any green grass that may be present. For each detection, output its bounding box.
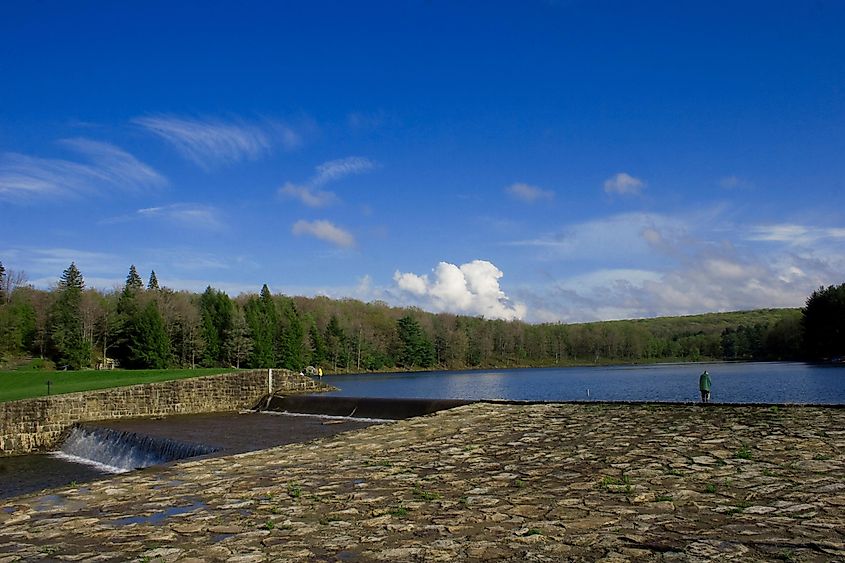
[0,368,236,403]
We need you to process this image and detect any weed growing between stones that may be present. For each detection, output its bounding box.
[775,549,796,561]
[655,495,673,502]
[600,474,633,494]
[412,485,440,501]
[735,445,753,460]
[514,479,527,488]
[390,505,409,517]
[287,481,302,499]
[726,501,751,515]
[705,483,717,494]
[263,520,275,530]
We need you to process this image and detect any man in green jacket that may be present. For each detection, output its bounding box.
[699,370,712,403]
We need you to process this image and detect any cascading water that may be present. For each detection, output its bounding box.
[56,426,219,473]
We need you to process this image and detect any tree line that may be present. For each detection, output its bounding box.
[0,261,842,372]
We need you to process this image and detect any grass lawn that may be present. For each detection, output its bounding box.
[0,368,237,403]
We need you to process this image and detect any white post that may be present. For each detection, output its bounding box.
[268,368,274,394]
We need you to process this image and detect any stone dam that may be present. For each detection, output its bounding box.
[0,369,330,456]
[1,401,844,561]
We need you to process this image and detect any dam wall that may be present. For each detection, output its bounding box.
[0,369,330,455]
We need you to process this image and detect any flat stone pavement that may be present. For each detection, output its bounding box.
[1,403,845,562]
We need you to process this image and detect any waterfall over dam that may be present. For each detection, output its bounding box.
[3,397,469,499]
[57,426,220,472]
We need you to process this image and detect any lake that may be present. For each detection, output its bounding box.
[321,361,845,404]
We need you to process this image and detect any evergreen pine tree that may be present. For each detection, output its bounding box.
[278,299,304,370]
[396,315,435,368]
[147,270,159,290]
[199,286,233,366]
[60,262,85,290]
[308,321,326,367]
[125,265,143,292]
[49,262,91,369]
[324,314,347,371]
[125,301,171,368]
[802,283,845,360]
[114,268,143,366]
[244,284,278,367]
[225,307,253,368]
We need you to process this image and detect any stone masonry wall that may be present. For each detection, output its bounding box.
[0,369,331,455]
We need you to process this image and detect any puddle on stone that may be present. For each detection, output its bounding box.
[109,500,206,526]
[337,550,359,561]
[32,494,64,512]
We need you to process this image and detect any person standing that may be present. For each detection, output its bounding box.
[699,370,712,403]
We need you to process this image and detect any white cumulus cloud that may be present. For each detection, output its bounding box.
[393,260,526,320]
[603,172,645,196]
[505,182,554,203]
[292,220,355,248]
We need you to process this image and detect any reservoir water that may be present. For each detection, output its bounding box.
[321,362,845,404]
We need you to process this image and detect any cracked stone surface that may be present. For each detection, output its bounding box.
[1,403,844,562]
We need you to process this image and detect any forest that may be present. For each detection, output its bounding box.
[0,261,842,372]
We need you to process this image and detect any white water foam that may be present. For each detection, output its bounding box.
[57,426,218,472]
[50,451,129,474]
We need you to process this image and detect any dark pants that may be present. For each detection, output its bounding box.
[700,390,710,403]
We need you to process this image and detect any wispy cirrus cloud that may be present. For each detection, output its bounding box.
[745,223,845,245]
[132,115,281,170]
[280,156,378,207]
[279,184,339,207]
[719,175,753,190]
[314,157,376,185]
[505,182,554,203]
[103,203,224,231]
[292,219,356,248]
[4,247,121,288]
[0,138,166,202]
[603,172,645,196]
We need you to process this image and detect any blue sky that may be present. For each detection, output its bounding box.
[2,1,844,322]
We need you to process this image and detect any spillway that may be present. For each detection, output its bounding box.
[56,425,220,473]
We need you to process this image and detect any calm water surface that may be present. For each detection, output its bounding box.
[322,362,845,404]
